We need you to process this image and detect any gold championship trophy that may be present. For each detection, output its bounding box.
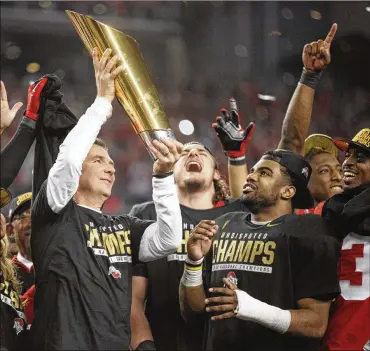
[66,11,176,160]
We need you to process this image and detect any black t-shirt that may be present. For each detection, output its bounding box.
[130,199,246,351]
[0,273,27,351]
[205,212,341,351]
[30,183,154,351]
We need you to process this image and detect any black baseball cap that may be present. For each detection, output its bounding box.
[334,128,370,155]
[183,141,213,156]
[261,150,313,209]
[8,192,32,222]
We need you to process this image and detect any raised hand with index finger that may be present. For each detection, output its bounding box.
[303,23,337,71]
[212,98,255,161]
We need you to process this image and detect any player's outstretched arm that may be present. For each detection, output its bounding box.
[179,220,217,321]
[46,48,124,213]
[278,24,337,154]
[138,138,184,261]
[0,79,47,189]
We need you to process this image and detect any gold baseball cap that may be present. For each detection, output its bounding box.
[304,134,338,158]
[0,188,12,208]
[8,192,32,221]
[334,128,370,154]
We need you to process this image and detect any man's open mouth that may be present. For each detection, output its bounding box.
[185,161,202,172]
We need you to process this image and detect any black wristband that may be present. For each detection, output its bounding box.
[228,155,247,166]
[299,68,322,90]
[136,340,156,351]
[152,171,174,179]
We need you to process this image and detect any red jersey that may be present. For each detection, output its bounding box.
[21,285,35,326]
[295,207,315,215]
[296,201,324,216]
[321,233,370,350]
[299,200,370,349]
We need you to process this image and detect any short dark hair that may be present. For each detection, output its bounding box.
[305,149,332,162]
[94,138,108,150]
[260,151,295,185]
[262,151,298,209]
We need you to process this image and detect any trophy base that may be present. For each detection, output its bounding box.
[139,130,177,161]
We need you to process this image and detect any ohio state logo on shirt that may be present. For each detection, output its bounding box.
[13,318,25,335]
[225,271,238,287]
[108,266,121,279]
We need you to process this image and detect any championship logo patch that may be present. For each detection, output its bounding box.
[108,266,122,279]
[225,271,238,287]
[13,318,24,335]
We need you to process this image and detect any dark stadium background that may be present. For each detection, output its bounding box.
[1,1,369,214]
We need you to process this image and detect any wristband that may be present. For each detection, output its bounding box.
[181,256,204,287]
[152,171,174,179]
[228,155,246,166]
[136,340,156,350]
[235,289,291,334]
[299,68,322,90]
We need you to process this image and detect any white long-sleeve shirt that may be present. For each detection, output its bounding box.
[45,97,182,261]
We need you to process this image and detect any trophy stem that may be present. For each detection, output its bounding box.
[139,130,176,161]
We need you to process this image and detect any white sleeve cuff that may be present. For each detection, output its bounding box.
[93,97,113,117]
[152,174,176,195]
[139,174,182,262]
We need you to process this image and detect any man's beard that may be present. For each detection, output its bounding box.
[183,178,206,193]
[241,191,279,214]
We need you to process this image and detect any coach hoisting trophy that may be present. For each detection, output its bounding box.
[66,10,176,160]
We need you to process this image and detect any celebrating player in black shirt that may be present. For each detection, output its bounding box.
[30,48,183,351]
[130,141,250,351]
[130,99,255,351]
[180,150,341,351]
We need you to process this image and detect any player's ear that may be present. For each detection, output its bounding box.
[213,169,221,181]
[6,222,14,237]
[281,185,296,201]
